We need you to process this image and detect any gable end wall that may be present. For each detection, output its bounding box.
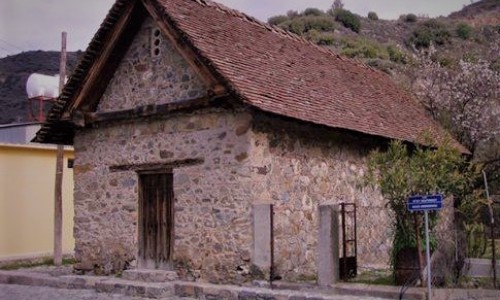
[97,17,208,113]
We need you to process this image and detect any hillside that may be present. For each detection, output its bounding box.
[449,0,500,26]
[0,51,82,124]
[269,1,499,76]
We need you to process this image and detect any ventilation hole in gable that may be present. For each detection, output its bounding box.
[151,27,162,59]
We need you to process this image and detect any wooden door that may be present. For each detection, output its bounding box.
[138,172,174,270]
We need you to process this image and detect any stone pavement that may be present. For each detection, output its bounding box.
[0,283,194,300]
[0,267,499,300]
[0,268,414,300]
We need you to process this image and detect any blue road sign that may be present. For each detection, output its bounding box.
[407,194,443,212]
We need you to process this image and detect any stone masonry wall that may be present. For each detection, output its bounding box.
[74,14,262,282]
[250,115,393,281]
[97,17,207,113]
[73,109,259,283]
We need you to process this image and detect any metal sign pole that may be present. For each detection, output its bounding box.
[408,195,442,300]
[424,210,432,300]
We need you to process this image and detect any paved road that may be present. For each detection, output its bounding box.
[0,284,193,300]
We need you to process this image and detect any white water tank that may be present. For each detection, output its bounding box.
[26,73,66,99]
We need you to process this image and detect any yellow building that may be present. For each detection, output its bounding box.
[0,123,74,260]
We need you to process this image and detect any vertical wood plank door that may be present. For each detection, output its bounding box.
[138,172,174,270]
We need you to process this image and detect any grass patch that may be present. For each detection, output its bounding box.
[350,268,394,285]
[457,275,499,289]
[0,257,76,270]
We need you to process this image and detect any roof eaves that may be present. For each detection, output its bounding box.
[33,0,133,144]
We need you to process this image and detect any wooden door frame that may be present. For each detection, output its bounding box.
[137,169,174,270]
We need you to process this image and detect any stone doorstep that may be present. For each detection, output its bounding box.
[95,278,175,299]
[122,269,179,282]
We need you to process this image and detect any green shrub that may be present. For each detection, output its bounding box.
[409,27,433,48]
[367,11,379,21]
[366,59,392,74]
[409,20,451,48]
[303,7,324,17]
[367,140,476,276]
[405,13,417,22]
[268,15,289,26]
[424,20,451,45]
[303,16,336,32]
[334,9,361,33]
[317,33,336,45]
[279,19,305,34]
[340,37,388,60]
[456,22,473,39]
[386,45,408,64]
[430,53,455,67]
[306,30,336,45]
[280,16,336,34]
[434,30,451,45]
[305,29,321,43]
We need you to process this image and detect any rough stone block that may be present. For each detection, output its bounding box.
[174,283,203,298]
[317,204,340,287]
[201,286,239,300]
[252,204,272,276]
[122,269,178,282]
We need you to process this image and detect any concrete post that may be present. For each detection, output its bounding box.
[318,204,340,286]
[252,204,272,276]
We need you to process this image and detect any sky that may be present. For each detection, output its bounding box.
[0,0,472,58]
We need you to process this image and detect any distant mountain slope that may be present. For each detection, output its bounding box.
[449,0,500,26]
[0,51,82,124]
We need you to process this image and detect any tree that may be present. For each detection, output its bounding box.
[334,9,361,33]
[332,0,344,10]
[367,11,379,21]
[367,140,478,282]
[412,57,500,194]
[413,59,500,153]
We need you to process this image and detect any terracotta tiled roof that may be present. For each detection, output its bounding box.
[34,0,468,153]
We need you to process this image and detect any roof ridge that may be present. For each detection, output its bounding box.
[192,0,380,75]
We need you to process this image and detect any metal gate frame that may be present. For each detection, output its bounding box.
[339,202,357,280]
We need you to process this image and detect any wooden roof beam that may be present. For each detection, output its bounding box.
[63,0,144,118]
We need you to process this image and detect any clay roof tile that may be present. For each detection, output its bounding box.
[34,0,468,154]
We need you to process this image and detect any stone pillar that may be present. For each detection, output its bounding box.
[252,204,272,277]
[318,204,340,286]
